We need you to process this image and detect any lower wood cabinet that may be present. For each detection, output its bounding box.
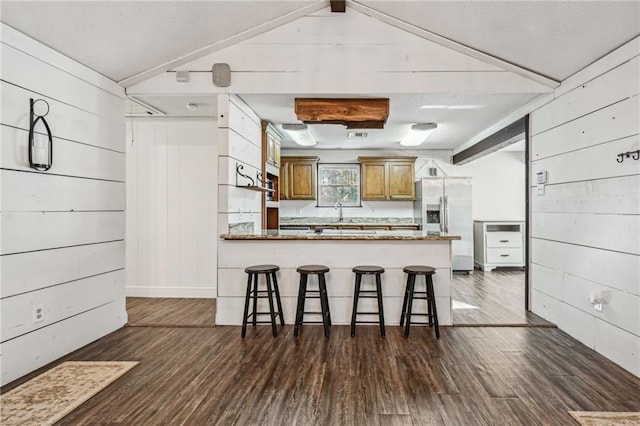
[280,156,318,200]
[359,156,416,201]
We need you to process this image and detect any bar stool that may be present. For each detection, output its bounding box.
[294,265,331,337]
[350,265,386,337]
[241,264,284,338]
[400,265,439,339]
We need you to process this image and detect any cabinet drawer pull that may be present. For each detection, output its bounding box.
[500,254,510,257]
[499,240,510,243]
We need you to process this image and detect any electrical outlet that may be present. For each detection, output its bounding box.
[594,302,603,312]
[537,184,545,195]
[33,304,45,323]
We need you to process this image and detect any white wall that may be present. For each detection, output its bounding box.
[125,119,217,298]
[529,39,639,376]
[217,95,263,234]
[0,24,127,385]
[457,151,526,221]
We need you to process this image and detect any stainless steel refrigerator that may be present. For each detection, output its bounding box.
[414,177,474,271]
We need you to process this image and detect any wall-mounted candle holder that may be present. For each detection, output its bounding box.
[28,98,53,171]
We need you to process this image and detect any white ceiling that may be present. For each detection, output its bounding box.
[2,1,638,152]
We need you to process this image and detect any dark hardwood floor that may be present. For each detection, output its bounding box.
[126,297,216,327]
[452,269,551,326]
[4,313,639,425]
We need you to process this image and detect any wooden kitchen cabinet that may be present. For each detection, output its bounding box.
[261,122,282,230]
[359,156,416,200]
[280,156,318,200]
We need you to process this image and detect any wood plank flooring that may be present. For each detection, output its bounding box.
[126,297,216,326]
[4,317,639,425]
[452,269,551,326]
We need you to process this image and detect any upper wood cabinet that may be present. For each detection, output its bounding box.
[264,123,281,170]
[280,156,318,200]
[359,156,416,201]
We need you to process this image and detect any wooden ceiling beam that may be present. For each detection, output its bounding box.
[330,1,346,13]
[295,98,389,128]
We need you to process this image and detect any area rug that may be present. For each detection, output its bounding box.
[569,411,640,425]
[1,361,139,426]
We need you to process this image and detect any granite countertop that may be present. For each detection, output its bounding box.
[220,229,460,241]
[280,217,420,226]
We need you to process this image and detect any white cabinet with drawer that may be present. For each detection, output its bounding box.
[474,221,525,271]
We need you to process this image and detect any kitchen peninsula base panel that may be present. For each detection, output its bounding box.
[217,239,453,326]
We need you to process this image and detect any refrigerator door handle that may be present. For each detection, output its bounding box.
[439,196,444,232]
[444,195,449,233]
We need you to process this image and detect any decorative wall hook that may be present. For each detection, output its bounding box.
[28,98,53,171]
[616,149,640,163]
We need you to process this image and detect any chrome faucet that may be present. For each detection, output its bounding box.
[334,201,343,222]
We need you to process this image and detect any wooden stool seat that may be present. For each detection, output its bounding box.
[351,265,385,337]
[297,264,330,274]
[403,265,435,275]
[352,265,385,274]
[241,264,284,338]
[294,265,331,337]
[400,265,439,339]
[245,264,279,274]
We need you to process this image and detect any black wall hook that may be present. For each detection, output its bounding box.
[28,98,53,171]
[616,149,640,163]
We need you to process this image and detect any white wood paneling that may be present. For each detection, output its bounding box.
[1,301,126,385]
[529,263,563,300]
[129,68,552,96]
[1,211,125,255]
[2,241,124,298]
[218,240,452,270]
[226,99,261,147]
[217,128,262,164]
[531,239,640,296]
[1,126,126,181]
[531,175,640,215]
[125,119,217,297]
[594,319,640,377]
[531,95,639,161]
[2,270,125,341]
[531,56,639,135]
[0,82,125,152]
[0,25,125,387]
[218,185,262,215]
[531,134,639,186]
[531,212,639,255]
[529,41,640,377]
[0,23,124,98]
[563,274,640,336]
[0,43,124,115]
[1,171,125,212]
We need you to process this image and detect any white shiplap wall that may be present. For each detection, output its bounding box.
[216,95,263,324]
[125,119,217,298]
[0,24,127,385]
[530,38,640,376]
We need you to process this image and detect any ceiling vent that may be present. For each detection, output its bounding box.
[348,131,368,139]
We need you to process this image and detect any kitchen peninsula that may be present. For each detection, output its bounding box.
[217,229,460,327]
